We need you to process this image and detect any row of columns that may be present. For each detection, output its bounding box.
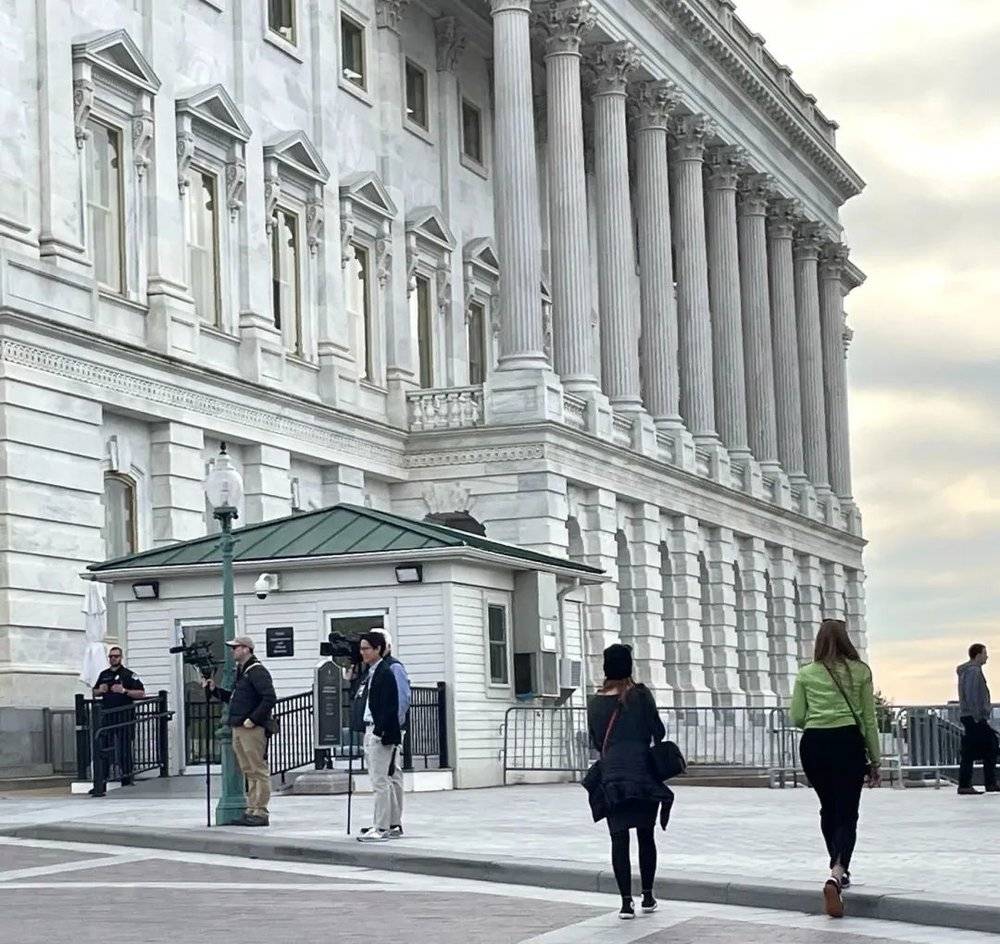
[490,0,855,503]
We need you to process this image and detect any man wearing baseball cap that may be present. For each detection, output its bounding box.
[202,635,276,826]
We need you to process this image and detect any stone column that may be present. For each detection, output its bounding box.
[242,445,291,523]
[823,561,846,619]
[704,527,746,706]
[819,242,854,503]
[620,504,671,704]
[796,554,824,663]
[534,1,599,392]
[767,199,809,490]
[575,489,621,687]
[150,423,206,545]
[489,0,548,372]
[662,516,712,707]
[736,537,777,706]
[794,222,832,496]
[766,546,800,700]
[321,465,366,506]
[845,568,869,655]
[704,146,751,459]
[670,116,723,453]
[589,42,642,410]
[737,174,782,479]
[633,81,685,435]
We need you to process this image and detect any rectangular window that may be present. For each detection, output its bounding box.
[346,243,374,381]
[468,300,486,385]
[86,120,124,292]
[413,275,433,388]
[487,604,509,686]
[461,99,483,165]
[341,15,366,89]
[186,169,220,327]
[405,59,428,129]
[271,208,301,353]
[268,0,296,44]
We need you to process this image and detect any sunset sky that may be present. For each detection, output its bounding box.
[734,0,1000,702]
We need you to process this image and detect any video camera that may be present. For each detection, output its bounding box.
[319,631,361,670]
[167,640,222,678]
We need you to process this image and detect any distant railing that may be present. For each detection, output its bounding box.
[407,387,483,431]
[562,394,588,431]
[611,413,633,448]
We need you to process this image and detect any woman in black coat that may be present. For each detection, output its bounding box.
[586,643,673,920]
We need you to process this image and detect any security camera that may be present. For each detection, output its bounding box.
[254,573,280,600]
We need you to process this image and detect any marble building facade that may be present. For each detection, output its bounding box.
[0,0,867,733]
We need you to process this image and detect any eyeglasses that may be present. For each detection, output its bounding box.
[109,654,122,659]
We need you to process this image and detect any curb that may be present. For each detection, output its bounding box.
[4,822,997,935]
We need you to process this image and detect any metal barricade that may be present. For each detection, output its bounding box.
[269,690,315,782]
[502,706,590,783]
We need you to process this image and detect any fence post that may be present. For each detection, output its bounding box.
[436,681,449,769]
[91,698,106,795]
[402,723,413,773]
[157,690,170,778]
[74,694,90,782]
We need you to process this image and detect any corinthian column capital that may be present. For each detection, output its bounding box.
[631,79,680,131]
[737,172,775,216]
[492,0,532,10]
[532,0,597,55]
[375,0,410,32]
[435,16,467,72]
[793,221,825,260]
[819,241,850,280]
[669,113,715,161]
[766,197,802,239]
[704,145,748,191]
[586,41,641,95]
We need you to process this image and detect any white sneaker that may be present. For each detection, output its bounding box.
[357,828,390,843]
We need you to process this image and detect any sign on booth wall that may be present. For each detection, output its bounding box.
[266,626,294,658]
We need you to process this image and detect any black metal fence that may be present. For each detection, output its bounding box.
[75,692,173,794]
[184,697,224,766]
[269,690,315,781]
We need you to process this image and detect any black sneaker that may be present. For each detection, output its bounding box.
[641,891,657,913]
[87,788,106,798]
[388,825,404,839]
[958,786,983,795]
[618,899,635,920]
[840,872,851,889]
[985,785,1000,793]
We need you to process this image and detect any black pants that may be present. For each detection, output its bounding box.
[609,827,657,899]
[959,717,998,789]
[800,726,867,871]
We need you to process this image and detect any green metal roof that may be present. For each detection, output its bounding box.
[88,503,603,577]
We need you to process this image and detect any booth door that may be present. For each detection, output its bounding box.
[181,623,225,767]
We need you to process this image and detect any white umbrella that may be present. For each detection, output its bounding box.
[80,580,108,688]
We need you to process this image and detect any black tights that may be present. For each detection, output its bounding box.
[610,827,656,900]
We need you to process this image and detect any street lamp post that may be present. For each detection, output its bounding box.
[204,443,247,826]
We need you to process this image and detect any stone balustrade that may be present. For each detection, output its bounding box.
[407,387,484,431]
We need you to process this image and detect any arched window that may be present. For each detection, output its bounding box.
[104,473,137,559]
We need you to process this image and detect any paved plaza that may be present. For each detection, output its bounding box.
[0,835,996,944]
[2,780,999,935]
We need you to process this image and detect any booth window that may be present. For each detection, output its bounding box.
[487,604,509,686]
[104,473,137,559]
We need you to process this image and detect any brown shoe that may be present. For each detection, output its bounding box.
[824,879,844,918]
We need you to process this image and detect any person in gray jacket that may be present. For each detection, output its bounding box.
[957,643,998,795]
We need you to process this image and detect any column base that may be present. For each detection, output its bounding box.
[727,450,765,498]
[788,474,818,518]
[759,461,791,508]
[484,367,564,425]
[654,418,697,472]
[693,434,731,484]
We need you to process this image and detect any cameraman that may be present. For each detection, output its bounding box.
[202,635,276,827]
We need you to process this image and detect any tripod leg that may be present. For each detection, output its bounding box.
[205,685,212,828]
[347,726,354,835]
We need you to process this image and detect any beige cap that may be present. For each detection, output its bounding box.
[225,635,255,650]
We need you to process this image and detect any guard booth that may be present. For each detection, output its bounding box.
[86,504,604,789]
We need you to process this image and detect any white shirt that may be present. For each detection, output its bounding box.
[362,658,381,724]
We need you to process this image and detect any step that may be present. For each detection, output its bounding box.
[0,775,73,792]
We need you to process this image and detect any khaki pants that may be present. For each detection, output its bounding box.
[232,724,271,817]
[364,730,403,831]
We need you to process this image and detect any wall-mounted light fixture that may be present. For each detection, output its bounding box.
[131,580,159,600]
[395,564,423,584]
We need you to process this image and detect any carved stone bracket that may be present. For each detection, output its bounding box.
[434,16,467,73]
[533,0,597,56]
[225,152,246,219]
[405,234,419,296]
[375,0,409,33]
[436,265,452,318]
[132,113,154,178]
[375,227,392,288]
[264,160,281,235]
[73,77,94,149]
[306,190,324,255]
[587,41,640,96]
[176,127,195,196]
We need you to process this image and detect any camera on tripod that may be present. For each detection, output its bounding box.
[167,640,222,678]
[319,631,361,670]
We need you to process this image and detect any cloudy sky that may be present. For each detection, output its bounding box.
[733,0,1000,702]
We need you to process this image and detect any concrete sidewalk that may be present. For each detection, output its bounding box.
[2,781,998,933]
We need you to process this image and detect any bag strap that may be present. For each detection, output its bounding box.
[602,705,622,756]
[823,662,863,732]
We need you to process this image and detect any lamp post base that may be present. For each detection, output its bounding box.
[214,728,247,826]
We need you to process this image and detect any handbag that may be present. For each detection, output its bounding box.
[650,740,687,781]
[823,662,876,775]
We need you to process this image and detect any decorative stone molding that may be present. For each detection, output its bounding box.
[339,170,397,272]
[736,172,775,216]
[765,197,801,239]
[819,241,850,280]
[704,145,747,190]
[406,206,456,299]
[405,236,419,295]
[422,482,473,515]
[375,0,409,32]
[175,84,252,200]
[407,387,483,431]
[631,79,679,131]
[263,130,329,243]
[132,113,154,178]
[264,164,281,235]
[793,221,825,260]
[670,114,714,161]
[434,16,467,72]
[436,266,452,319]
[375,233,392,288]
[176,129,195,196]
[532,0,597,55]
[306,194,324,255]
[73,77,94,149]
[587,41,640,95]
[404,444,545,469]
[225,154,246,219]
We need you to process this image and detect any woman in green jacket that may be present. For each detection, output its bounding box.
[790,619,881,918]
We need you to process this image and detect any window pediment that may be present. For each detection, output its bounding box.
[176,84,252,143]
[406,206,455,254]
[339,171,397,221]
[72,29,160,95]
[463,237,499,279]
[263,131,330,185]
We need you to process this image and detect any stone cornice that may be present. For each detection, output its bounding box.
[648,0,865,203]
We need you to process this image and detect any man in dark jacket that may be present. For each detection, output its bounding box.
[355,631,401,842]
[203,635,277,825]
[91,646,145,795]
[957,643,998,795]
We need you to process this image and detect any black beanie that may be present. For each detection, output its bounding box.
[603,643,633,681]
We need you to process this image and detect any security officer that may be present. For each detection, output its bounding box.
[91,646,145,795]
